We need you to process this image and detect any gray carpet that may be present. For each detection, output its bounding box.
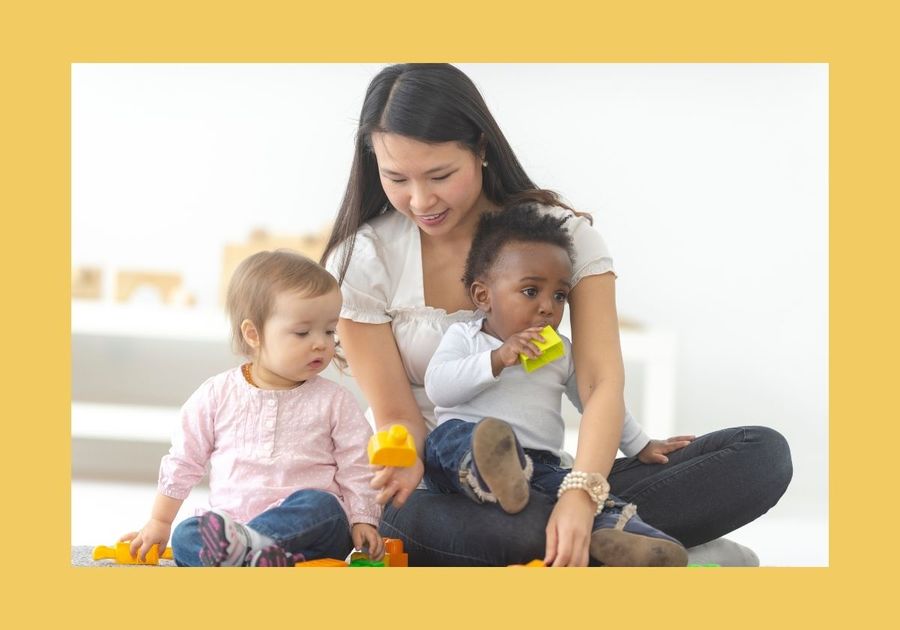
[71,545,176,567]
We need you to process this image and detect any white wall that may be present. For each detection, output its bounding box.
[72,64,827,521]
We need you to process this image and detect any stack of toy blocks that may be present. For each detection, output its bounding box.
[293,538,409,567]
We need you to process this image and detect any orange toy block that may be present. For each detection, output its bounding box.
[384,538,408,567]
[368,424,417,467]
[509,559,546,567]
[92,542,174,565]
[294,558,347,567]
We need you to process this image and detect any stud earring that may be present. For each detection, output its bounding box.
[482,160,488,167]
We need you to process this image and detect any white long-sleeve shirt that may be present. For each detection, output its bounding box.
[424,318,650,458]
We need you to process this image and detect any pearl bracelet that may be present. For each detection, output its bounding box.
[557,470,610,515]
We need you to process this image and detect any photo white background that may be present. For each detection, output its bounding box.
[72,64,827,564]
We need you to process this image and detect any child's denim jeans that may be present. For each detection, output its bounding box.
[171,489,353,566]
[425,418,612,529]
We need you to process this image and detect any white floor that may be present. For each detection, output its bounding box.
[72,479,827,566]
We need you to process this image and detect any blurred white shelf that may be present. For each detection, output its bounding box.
[72,402,177,442]
[72,301,229,342]
[71,302,677,448]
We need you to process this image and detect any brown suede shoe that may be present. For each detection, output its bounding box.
[468,418,532,514]
[589,501,688,566]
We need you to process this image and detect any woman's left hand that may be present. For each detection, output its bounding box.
[370,456,425,508]
[543,490,596,567]
[637,435,696,465]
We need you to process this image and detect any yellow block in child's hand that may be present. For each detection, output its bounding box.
[368,424,417,467]
[519,325,565,373]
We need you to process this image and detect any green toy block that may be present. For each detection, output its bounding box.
[348,550,385,567]
[519,325,565,373]
[349,558,385,567]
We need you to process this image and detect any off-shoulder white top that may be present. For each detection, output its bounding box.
[325,206,616,433]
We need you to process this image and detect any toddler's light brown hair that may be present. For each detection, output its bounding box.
[226,249,338,357]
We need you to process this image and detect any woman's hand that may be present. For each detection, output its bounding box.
[351,523,385,561]
[543,489,596,567]
[637,435,696,465]
[119,518,172,563]
[370,456,425,508]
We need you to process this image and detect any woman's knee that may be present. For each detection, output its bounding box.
[746,425,793,498]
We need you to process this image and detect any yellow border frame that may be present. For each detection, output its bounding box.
[2,0,896,625]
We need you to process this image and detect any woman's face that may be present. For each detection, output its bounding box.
[370,132,490,237]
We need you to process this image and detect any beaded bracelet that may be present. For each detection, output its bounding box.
[557,470,610,515]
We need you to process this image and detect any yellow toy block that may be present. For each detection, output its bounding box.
[294,558,347,567]
[92,542,174,565]
[519,325,565,373]
[368,424,417,467]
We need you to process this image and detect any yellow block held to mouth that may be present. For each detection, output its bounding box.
[519,325,565,373]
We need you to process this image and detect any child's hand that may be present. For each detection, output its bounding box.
[119,518,172,563]
[351,523,385,561]
[491,327,546,376]
[637,435,696,464]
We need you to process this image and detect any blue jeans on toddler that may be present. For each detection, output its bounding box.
[171,489,354,567]
[425,418,609,525]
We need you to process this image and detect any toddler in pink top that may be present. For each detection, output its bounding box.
[120,251,382,566]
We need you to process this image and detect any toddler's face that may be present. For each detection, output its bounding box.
[256,287,341,388]
[478,241,573,341]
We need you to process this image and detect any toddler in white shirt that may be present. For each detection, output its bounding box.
[423,203,688,566]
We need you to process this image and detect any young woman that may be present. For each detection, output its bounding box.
[322,63,792,566]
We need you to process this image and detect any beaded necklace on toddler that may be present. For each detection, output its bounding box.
[241,363,258,388]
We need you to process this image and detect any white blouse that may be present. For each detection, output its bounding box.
[325,206,616,432]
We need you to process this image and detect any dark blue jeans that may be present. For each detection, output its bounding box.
[424,419,648,552]
[385,425,792,566]
[171,489,354,567]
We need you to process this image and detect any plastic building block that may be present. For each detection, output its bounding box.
[348,550,385,567]
[350,558,385,567]
[368,424,417,467]
[519,325,565,373]
[509,559,546,567]
[92,542,174,565]
[383,538,408,567]
[294,558,347,567]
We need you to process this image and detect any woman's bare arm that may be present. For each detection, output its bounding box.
[337,318,427,507]
[568,272,626,477]
[544,271,625,566]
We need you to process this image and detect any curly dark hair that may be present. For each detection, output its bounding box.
[462,203,575,288]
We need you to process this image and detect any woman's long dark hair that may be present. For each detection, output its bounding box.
[321,63,570,282]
